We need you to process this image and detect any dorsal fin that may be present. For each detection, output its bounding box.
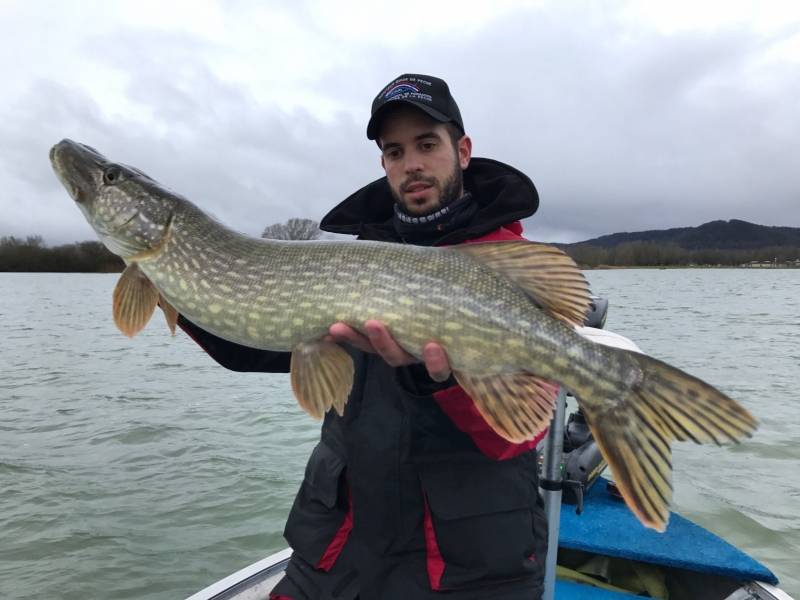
[456,241,591,326]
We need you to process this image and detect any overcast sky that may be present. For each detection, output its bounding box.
[1,0,798,244]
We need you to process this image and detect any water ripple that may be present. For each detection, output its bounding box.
[1,270,797,599]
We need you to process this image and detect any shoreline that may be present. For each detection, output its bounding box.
[581,264,800,270]
[2,265,800,274]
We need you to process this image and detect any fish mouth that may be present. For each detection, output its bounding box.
[50,139,106,204]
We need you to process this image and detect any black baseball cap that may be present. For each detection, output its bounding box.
[366,74,464,141]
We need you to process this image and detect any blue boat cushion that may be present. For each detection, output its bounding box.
[558,479,778,585]
[556,580,643,599]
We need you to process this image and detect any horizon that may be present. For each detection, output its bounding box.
[8,216,800,248]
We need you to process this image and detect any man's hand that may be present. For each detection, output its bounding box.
[326,320,452,382]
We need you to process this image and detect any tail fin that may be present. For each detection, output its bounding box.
[581,350,757,532]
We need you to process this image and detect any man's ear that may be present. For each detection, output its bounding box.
[458,135,472,170]
[380,154,386,170]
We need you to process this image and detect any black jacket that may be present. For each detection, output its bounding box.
[321,157,538,244]
[180,158,548,600]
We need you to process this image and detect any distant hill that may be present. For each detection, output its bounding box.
[569,219,800,250]
[560,220,800,267]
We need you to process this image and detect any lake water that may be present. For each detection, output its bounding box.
[1,270,798,599]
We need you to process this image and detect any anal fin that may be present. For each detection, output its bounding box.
[453,371,559,442]
[291,342,354,419]
[113,263,160,337]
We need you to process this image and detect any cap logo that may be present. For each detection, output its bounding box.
[384,83,420,99]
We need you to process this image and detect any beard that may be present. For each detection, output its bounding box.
[391,156,464,216]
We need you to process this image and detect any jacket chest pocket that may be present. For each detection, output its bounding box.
[418,458,546,590]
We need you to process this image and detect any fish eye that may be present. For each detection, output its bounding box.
[103,167,123,185]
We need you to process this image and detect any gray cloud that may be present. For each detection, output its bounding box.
[0,45,377,243]
[438,11,800,241]
[1,3,798,245]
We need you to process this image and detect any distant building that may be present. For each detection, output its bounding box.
[744,259,800,268]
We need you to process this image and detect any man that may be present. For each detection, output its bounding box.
[178,74,548,599]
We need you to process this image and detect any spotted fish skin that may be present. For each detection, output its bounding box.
[141,205,624,390]
[50,138,757,532]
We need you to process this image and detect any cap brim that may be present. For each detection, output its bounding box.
[367,100,453,140]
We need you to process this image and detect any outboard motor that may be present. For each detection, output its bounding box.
[562,410,607,507]
[583,296,609,329]
[561,295,609,508]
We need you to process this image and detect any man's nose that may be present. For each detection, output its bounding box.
[403,151,424,173]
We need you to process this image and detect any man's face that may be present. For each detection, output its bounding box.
[379,106,472,216]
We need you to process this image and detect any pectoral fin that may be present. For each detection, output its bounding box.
[291,342,354,419]
[455,241,591,327]
[453,370,559,442]
[112,263,160,337]
[159,295,179,335]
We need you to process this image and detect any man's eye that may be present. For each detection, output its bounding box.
[385,150,401,160]
[420,142,435,151]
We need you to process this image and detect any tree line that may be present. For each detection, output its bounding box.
[0,236,125,272]
[563,241,800,268]
[3,226,799,272]
[0,218,322,273]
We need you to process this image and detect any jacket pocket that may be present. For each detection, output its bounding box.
[284,441,351,568]
[419,457,546,590]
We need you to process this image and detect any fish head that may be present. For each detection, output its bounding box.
[50,139,179,260]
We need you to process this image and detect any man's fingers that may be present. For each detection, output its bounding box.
[364,320,416,366]
[327,322,450,378]
[327,322,414,366]
[423,343,452,382]
[327,323,375,354]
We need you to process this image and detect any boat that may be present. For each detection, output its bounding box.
[186,301,793,600]
[184,473,792,600]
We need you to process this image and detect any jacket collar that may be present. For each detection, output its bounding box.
[320,157,539,244]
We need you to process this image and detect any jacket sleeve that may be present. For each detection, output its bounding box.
[432,385,544,460]
[432,222,546,460]
[177,314,291,373]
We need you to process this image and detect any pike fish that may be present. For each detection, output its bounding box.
[50,139,757,531]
